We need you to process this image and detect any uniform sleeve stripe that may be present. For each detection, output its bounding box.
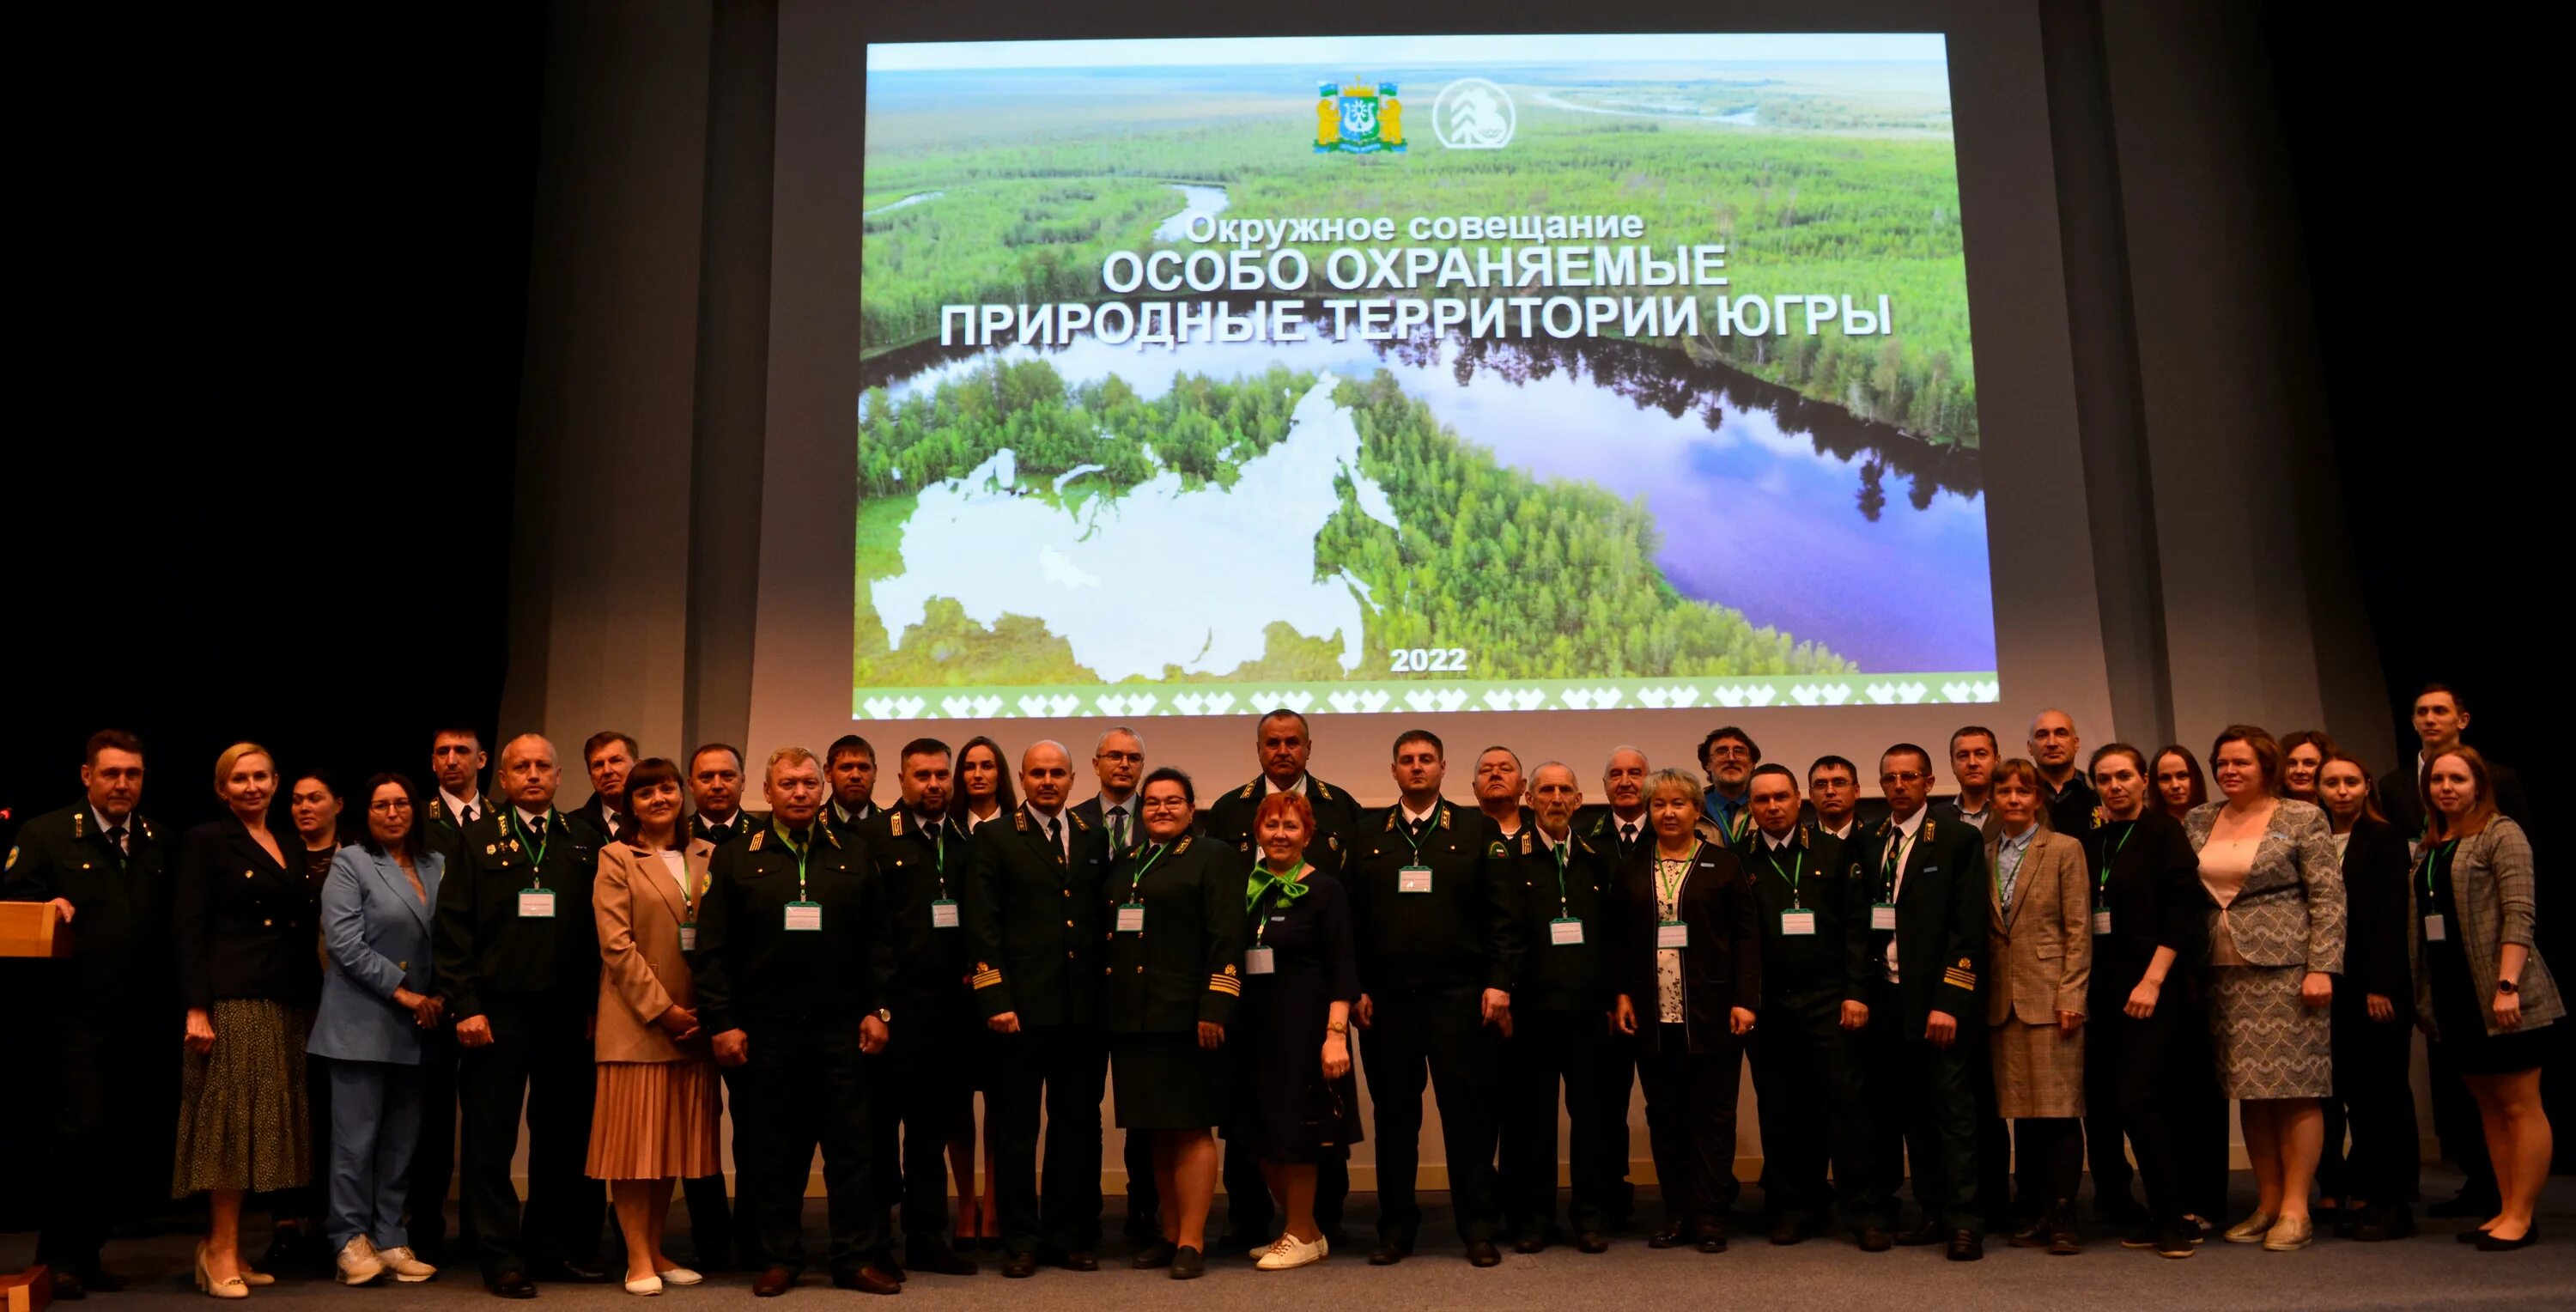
[971,969,1005,988]
[1206,975,1242,995]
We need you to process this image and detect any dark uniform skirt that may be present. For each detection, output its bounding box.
[1110,1033,1228,1131]
[173,998,312,1195]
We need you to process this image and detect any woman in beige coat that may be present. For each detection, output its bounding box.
[587,758,721,1295]
[1984,759,2092,1254]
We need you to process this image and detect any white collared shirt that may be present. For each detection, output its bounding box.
[1881,807,1928,982]
[515,805,550,834]
[1027,803,1069,860]
[1399,799,1441,829]
[440,788,482,826]
[1099,793,1136,847]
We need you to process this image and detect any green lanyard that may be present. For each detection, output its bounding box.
[1546,838,1572,917]
[929,818,950,896]
[509,811,551,886]
[772,823,814,899]
[2095,821,2136,903]
[1765,842,1805,908]
[1657,841,1701,909]
[2418,838,2458,903]
[1880,826,1909,897]
[1127,842,1170,902]
[1399,806,1437,860]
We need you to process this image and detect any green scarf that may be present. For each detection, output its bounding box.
[1246,861,1315,912]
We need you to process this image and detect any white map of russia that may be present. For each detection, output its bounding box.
[872,379,1404,682]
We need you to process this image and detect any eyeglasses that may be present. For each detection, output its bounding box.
[1878,771,1929,785]
[1138,798,1190,812]
[368,799,414,813]
[1096,751,1144,764]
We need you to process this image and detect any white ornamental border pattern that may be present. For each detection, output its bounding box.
[858,678,2000,720]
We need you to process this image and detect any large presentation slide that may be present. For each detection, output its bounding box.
[858,33,1996,723]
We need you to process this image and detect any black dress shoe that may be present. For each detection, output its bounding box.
[1768,1218,1808,1246]
[2429,1193,2500,1219]
[1893,1220,1944,1247]
[1946,1229,1984,1261]
[1647,1223,1688,1249]
[1169,1246,1205,1280]
[1855,1227,1893,1253]
[1366,1242,1408,1266]
[49,1270,88,1302]
[1131,1242,1176,1270]
[1575,1232,1609,1254]
[2352,1207,2417,1242]
[1694,1222,1728,1254]
[1053,1248,1099,1273]
[489,1269,539,1299]
[549,1259,614,1284]
[905,1242,979,1276]
[2047,1215,2082,1255]
[751,1267,796,1297]
[1001,1251,1039,1279]
[2476,1226,2541,1252]
[2008,1214,2053,1248]
[832,1267,903,1295]
[1511,1234,1546,1254]
[868,1254,908,1284]
[1465,1240,1502,1267]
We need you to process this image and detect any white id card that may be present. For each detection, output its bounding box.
[1245,945,1277,975]
[517,889,556,919]
[783,901,823,932]
[1398,865,1434,894]
[1869,902,1897,931]
[930,899,960,929]
[1116,903,1145,932]
[1779,909,1817,937]
[1656,920,1690,949]
[2424,914,2447,942]
[1549,917,1585,946]
[678,923,698,952]
[2092,908,2112,937]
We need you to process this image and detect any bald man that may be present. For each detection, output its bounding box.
[964,740,1112,1276]
[2026,710,2099,835]
[432,734,611,1296]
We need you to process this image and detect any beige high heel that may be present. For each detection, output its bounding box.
[195,1242,250,1300]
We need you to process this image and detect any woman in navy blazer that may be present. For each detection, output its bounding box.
[307,774,447,1286]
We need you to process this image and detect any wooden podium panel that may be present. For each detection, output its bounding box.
[1,1265,55,1312]
[0,901,70,958]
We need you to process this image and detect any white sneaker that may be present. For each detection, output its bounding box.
[376,1245,437,1283]
[656,1267,704,1286]
[1256,1233,1327,1271]
[335,1236,388,1285]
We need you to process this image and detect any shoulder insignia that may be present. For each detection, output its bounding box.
[1327,834,1340,851]
[1129,843,1147,859]
[1240,781,1258,800]
[889,810,904,837]
[1517,832,1533,856]
[1487,839,1508,859]
[822,828,841,847]
[1574,834,1595,855]
[1314,780,1336,802]
[1438,806,1453,829]
[1071,811,1090,831]
[1014,810,1030,832]
[140,817,155,839]
[1174,836,1191,855]
[1923,818,1938,841]
[71,811,85,836]
[749,830,766,852]
[4,847,15,871]
[1382,811,1398,832]
[971,962,1004,989]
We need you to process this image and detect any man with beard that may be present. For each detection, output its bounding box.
[1697,727,1760,851]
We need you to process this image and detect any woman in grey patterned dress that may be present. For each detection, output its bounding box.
[2184,726,2342,1253]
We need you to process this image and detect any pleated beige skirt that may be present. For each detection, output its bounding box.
[586,1060,720,1180]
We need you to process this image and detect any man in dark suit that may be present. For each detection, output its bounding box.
[1572,744,1652,1229]
[1346,728,1522,1267]
[1194,708,1361,1247]
[1066,726,1164,1244]
[964,741,1109,1277]
[687,743,758,848]
[1847,744,1990,1260]
[1807,756,1866,841]
[434,733,611,1297]
[1740,764,1874,1246]
[1697,727,1760,851]
[2026,711,2099,835]
[1932,726,2000,838]
[824,735,880,835]
[1,730,174,1301]
[860,738,980,1277]
[1497,762,1622,1252]
[1472,746,1534,840]
[569,730,636,844]
[411,726,488,1265]
[695,746,900,1297]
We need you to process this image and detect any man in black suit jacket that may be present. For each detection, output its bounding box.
[568,730,636,844]
[686,743,760,849]
[824,734,881,835]
[963,741,1110,1276]
[423,726,490,867]
[1,730,173,1300]
[434,734,610,1295]
[1571,744,1653,1229]
[412,726,489,1265]
[1066,726,1164,1243]
[1845,744,1990,1260]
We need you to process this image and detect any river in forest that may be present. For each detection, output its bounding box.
[861,327,1995,673]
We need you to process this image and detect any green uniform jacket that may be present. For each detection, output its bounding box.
[1345,799,1524,996]
[963,803,1108,1027]
[2,804,174,1016]
[1099,835,1245,1034]
[693,822,893,1034]
[432,806,600,1018]
[1502,827,1622,1014]
[1861,813,1988,1029]
[860,807,974,1022]
[1744,826,1874,1005]
[1198,774,1363,875]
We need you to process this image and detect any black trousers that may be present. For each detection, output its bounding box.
[33,1014,170,1272]
[1747,987,1870,1228]
[2320,993,2419,1209]
[2013,1118,2083,1207]
[732,1020,880,1275]
[1220,1136,1349,1238]
[1125,1133,1160,1233]
[987,1023,1106,1254]
[1358,984,1501,1245]
[404,1024,460,1259]
[1601,1028,1637,1224]
[1499,1006,1617,1236]
[1970,1041,2014,1225]
[2081,993,2201,1228]
[872,1020,971,1245]
[1637,1023,1743,1225]
[457,998,603,1278]
[1852,982,1982,1232]
[2427,1036,2499,1205]
[2080,999,2135,1212]
[681,1045,741,1266]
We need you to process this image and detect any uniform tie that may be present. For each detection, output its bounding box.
[105,823,129,855]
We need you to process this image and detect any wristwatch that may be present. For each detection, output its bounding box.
[2497,980,2519,995]
[876,1006,895,1021]
[1326,1019,1348,1035]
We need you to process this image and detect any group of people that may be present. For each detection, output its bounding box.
[2,683,2556,1302]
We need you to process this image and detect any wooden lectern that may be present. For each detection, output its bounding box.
[0,901,71,959]
[0,1265,55,1311]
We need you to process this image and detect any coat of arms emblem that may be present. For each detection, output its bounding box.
[1315,80,1405,155]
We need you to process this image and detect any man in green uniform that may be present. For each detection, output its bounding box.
[422,726,489,867]
[1497,762,1621,1253]
[411,725,485,1265]
[3,730,173,1301]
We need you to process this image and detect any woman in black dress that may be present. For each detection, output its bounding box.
[1102,768,1244,1279]
[1226,790,1360,1273]
[2314,751,2418,1239]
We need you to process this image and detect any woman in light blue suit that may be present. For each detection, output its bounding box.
[307,773,447,1286]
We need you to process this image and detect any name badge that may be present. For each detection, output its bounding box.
[678,923,698,953]
[1116,903,1145,932]
[784,901,823,932]
[1779,909,1817,937]
[1245,945,1277,975]
[1656,920,1690,949]
[2092,908,2112,937]
[930,898,960,929]
[518,889,556,919]
[1870,902,1897,931]
[2423,914,2447,943]
[1398,865,1434,894]
[1549,916,1585,946]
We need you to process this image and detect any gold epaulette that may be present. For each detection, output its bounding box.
[1208,964,1241,996]
[1014,809,1030,832]
[1239,781,1259,801]
[971,962,1004,989]
[1173,835,1190,854]
[889,810,905,837]
[749,830,766,852]
[1518,831,1533,855]
[1314,780,1337,802]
